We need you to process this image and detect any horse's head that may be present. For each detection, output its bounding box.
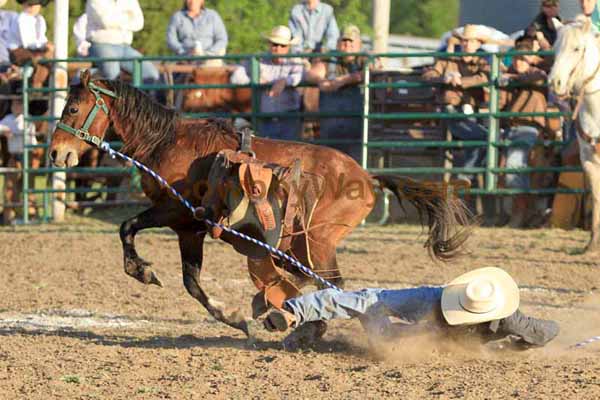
[549,16,600,97]
[49,70,117,167]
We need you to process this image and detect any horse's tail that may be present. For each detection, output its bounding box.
[373,175,473,262]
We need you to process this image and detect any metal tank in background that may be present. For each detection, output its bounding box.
[460,0,582,34]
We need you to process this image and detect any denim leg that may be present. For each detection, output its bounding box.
[284,288,383,326]
[120,46,160,82]
[258,118,301,141]
[448,119,488,179]
[505,126,538,189]
[89,43,123,80]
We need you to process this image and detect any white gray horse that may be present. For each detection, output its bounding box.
[550,16,600,251]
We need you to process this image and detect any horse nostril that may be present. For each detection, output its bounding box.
[49,150,57,162]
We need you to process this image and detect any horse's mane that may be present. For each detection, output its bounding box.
[99,80,240,165]
[100,79,179,165]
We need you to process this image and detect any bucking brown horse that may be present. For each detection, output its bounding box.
[49,71,471,345]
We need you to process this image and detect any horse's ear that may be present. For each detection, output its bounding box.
[552,18,563,31]
[80,69,91,88]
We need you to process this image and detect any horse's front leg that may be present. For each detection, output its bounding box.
[178,230,260,339]
[119,206,171,286]
[584,161,600,252]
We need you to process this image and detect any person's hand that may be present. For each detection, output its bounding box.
[498,75,511,87]
[449,74,462,87]
[268,78,287,97]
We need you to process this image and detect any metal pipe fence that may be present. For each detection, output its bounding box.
[8,50,580,224]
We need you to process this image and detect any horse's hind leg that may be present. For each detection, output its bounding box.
[584,161,600,252]
[119,206,171,286]
[178,230,259,339]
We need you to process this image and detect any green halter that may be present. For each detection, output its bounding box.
[56,81,118,147]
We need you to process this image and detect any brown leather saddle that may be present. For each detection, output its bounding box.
[201,147,324,309]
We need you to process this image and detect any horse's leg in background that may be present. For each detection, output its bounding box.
[583,160,600,252]
[178,230,259,338]
[119,206,173,286]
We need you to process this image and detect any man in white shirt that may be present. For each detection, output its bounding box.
[86,0,159,82]
[73,13,91,58]
[7,0,53,88]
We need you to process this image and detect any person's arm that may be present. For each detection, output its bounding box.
[511,67,548,86]
[489,309,559,347]
[421,59,447,83]
[205,11,228,54]
[461,59,489,88]
[323,8,340,53]
[269,62,303,97]
[288,6,304,53]
[166,13,185,55]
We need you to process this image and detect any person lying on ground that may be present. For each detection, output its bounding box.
[264,267,559,350]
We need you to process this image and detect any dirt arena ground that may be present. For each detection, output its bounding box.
[0,208,599,399]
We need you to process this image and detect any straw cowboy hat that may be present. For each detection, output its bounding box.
[263,25,300,46]
[453,24,492,43]
[441,267,520,325]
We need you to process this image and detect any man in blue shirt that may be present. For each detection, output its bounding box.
[288,0,339,54]
[0,0,15,68]
[264,267,559,350]
[166,0,228,66]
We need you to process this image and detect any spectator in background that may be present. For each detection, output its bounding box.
[230,25,303,141]
[0,0,16,70]
[166,0,228,67]
[306,25,371,161]
[73,13,91,57]
[422,25,491,186]
[580,0,600,31]
[7,0,53,88]
[525,0,562,50]
[288,0,339,54]
[498,38,550,227]
[86,0,159,82]
[0,94,37,224]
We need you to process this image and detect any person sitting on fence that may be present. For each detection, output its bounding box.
[166,0,228,67]
[305,24,371,161]
[6,0,53,89]
[422,24,491,186]
[288,0,339,55]
[264,267,559,351]
[525,0,562,51]
[85,0,159,83]
[230,25,304,141]
[0,94,37,224]
[498,37,556,228]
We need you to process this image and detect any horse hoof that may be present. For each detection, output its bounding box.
[147,270,163,287]
[242,319,262,341]
[251,292,270,319]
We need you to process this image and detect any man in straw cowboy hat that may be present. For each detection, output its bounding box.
[231,25,304,141]
[264,267,559,350]
[423,24,493,187]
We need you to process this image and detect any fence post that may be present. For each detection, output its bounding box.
[485,54,500,192]
[22,69,30,224]
[250,56,259,132]
[51,0,69,222]
[361,58,371,170]
[132,59,142,88]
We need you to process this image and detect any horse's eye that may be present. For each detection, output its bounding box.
[573,47,580,52]
[69,107,79,114]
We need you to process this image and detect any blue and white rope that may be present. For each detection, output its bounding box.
[571,336,600,349]
[100,142,341,292]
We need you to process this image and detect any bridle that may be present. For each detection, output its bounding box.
[56,81,118,147]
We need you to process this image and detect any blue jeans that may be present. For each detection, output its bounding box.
[504,126,538,189]
[257,117,302,141]
[89,43,159,82]
[448,118,488,181]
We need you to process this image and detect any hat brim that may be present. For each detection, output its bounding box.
[262,33,300,46]
[441,267,520,326]
[16,0,50,6]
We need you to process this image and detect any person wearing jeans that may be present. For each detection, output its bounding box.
[86,0,159,82]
